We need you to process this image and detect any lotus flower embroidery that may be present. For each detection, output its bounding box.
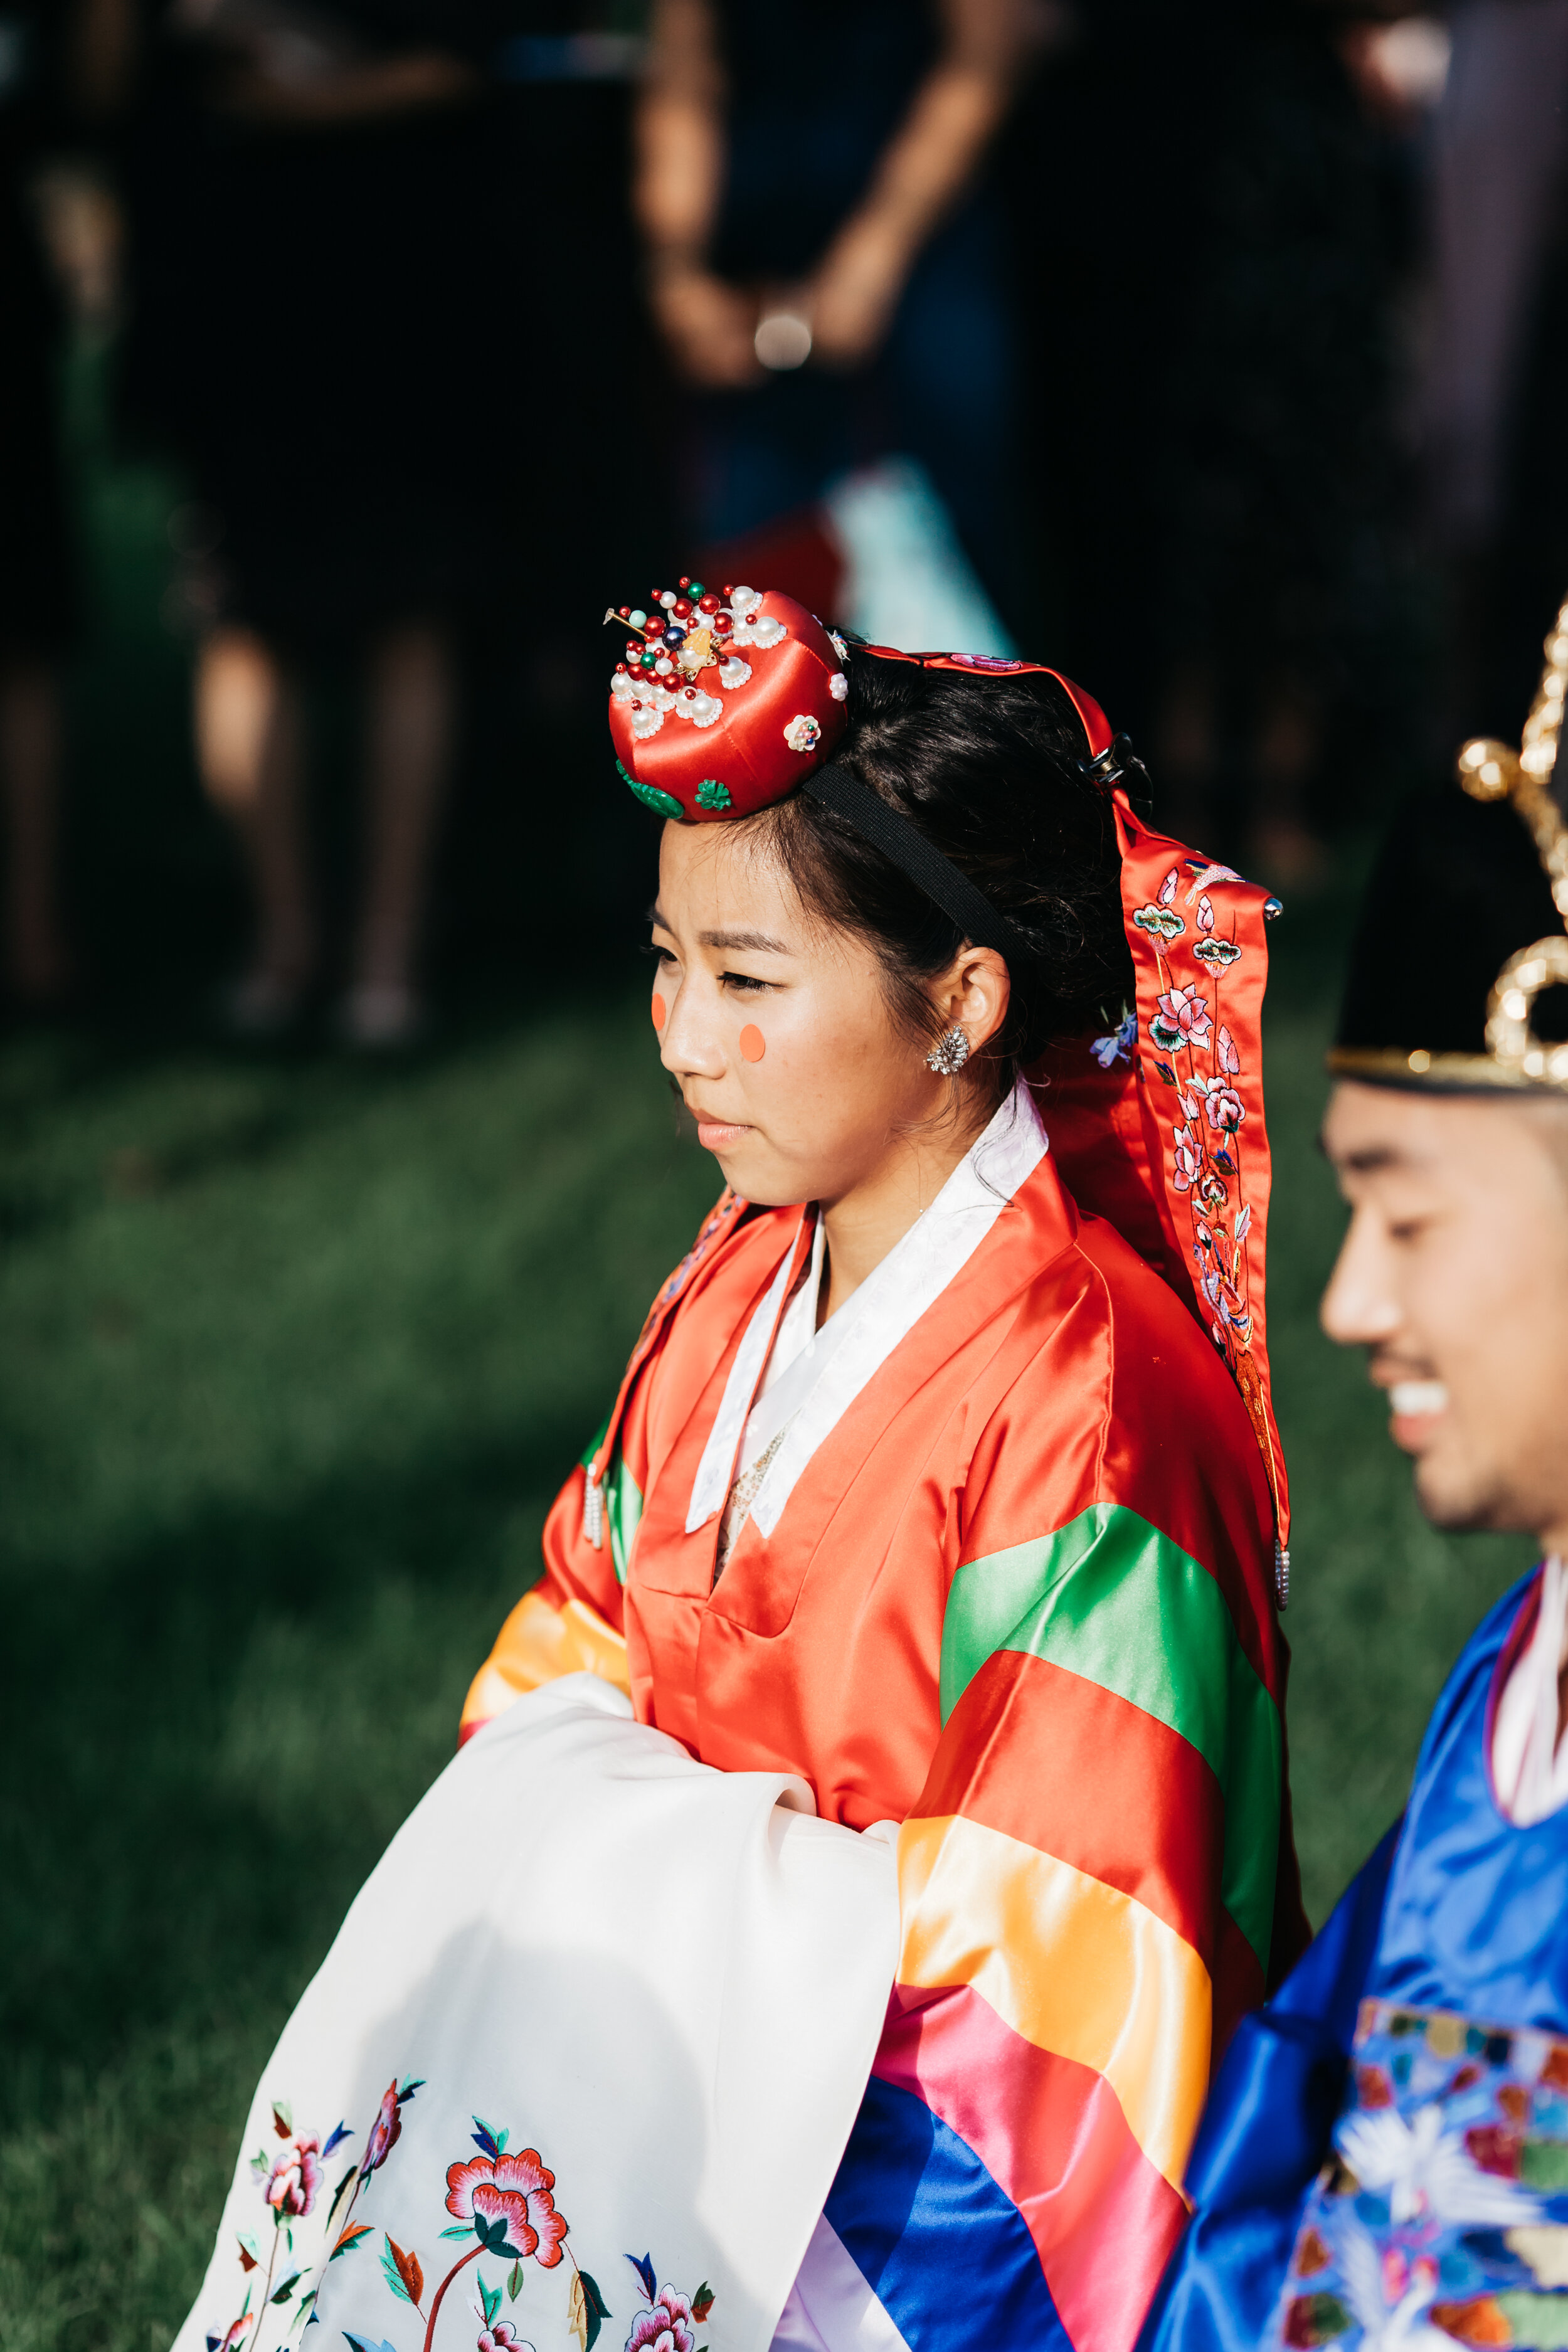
[447,2150,568,2266]
[1150,985,1212,1052]
[1204,1086,1246,1135]
[1172,1123,1202,1195]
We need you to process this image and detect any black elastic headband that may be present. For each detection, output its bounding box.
[801,764,1029,960]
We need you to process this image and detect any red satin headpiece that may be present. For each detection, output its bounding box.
[605,578,1116,820]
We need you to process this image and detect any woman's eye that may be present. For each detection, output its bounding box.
[721,972,771,994]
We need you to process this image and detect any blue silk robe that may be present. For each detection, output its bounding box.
[1142,1564,1568,2352]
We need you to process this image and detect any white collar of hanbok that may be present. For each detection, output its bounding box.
[686,1079,1049,1539]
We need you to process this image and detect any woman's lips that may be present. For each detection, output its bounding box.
[696,1120,751,1151]
[1387,1377,1449,1449]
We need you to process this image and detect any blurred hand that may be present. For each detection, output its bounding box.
[649,259,765,388]
[213,47,476,127]
[797,216,913,371]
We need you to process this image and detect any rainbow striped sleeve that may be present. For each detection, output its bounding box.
[824,1504,1283,2352]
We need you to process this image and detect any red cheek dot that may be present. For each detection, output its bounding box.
[651,993,666,1031]
[739,1024,766,1062]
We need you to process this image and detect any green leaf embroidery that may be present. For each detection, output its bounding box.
[379,2249,412,2306]
[507,2262,524,2303]
[440,2224,472,2240]
[579,2268,610,2352]
[479,2274,502,2328]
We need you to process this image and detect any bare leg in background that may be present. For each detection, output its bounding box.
[1,658,72,1004]
[196,624,315,1030]
[341,619,453,1046]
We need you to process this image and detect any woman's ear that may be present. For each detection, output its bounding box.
[935,947,1010,1052]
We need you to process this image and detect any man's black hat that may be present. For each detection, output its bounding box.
[1331,606,1568,1094]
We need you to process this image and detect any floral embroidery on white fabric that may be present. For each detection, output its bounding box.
[783,714,822,754]
[200,2079,714,2352]
[718,657,752,689]
[829,672,848,702]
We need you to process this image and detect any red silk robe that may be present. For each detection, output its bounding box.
[461,803,1306,2352]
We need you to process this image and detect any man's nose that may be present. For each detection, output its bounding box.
[1320,1205,1401,1349]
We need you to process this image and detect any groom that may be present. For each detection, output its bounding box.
[1140,660,1568,2351]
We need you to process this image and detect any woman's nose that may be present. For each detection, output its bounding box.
[659,982,726,1079]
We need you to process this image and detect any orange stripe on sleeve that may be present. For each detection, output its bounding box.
[458,1586,630,1741]
[896,1812,1212,2192]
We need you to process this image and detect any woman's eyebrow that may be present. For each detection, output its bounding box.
[699,927,792,953]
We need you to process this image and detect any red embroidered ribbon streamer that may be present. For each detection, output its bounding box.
[1112,793,1290,1550]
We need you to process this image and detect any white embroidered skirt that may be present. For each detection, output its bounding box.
[173,1674,899,2352]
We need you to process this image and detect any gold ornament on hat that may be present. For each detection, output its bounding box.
[1457,593,1568,1089]
[1329,589,1568,1091]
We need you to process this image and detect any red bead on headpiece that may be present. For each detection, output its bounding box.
[606,584,850,822]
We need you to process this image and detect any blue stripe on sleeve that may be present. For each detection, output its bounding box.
[824,2075,1071,2352]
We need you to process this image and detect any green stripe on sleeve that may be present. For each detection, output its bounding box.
[940,1503,1281,1968]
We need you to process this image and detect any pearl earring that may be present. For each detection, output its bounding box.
[926,1025,972,1075]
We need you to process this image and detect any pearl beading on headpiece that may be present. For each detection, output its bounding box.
[605,579,797,743]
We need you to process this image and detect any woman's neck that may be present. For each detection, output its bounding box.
[816,1091,999,1324]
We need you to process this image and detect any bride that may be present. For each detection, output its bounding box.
[179,585,1305,2352]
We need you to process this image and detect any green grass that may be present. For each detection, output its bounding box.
[0,346,1534,2346]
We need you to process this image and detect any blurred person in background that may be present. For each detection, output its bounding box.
[124,0,488,1047]
[1411,0,1568,746]
[0,1,84,1010]
[111,0,645,1044]
[1013,0,1410,882]
[635,0,1033,643]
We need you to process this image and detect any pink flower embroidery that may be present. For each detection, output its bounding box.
[1204,1086,1246,1135]
[479,2327,524,2352]
[1217,1023,1241,1076]
[264,2133,322,2218]
[625,2286,697,2352]
[1172,1122,1202,1195]
[445,2149,568,2267]
[1150,985,1212,1053]
[364,2082,403,2175]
